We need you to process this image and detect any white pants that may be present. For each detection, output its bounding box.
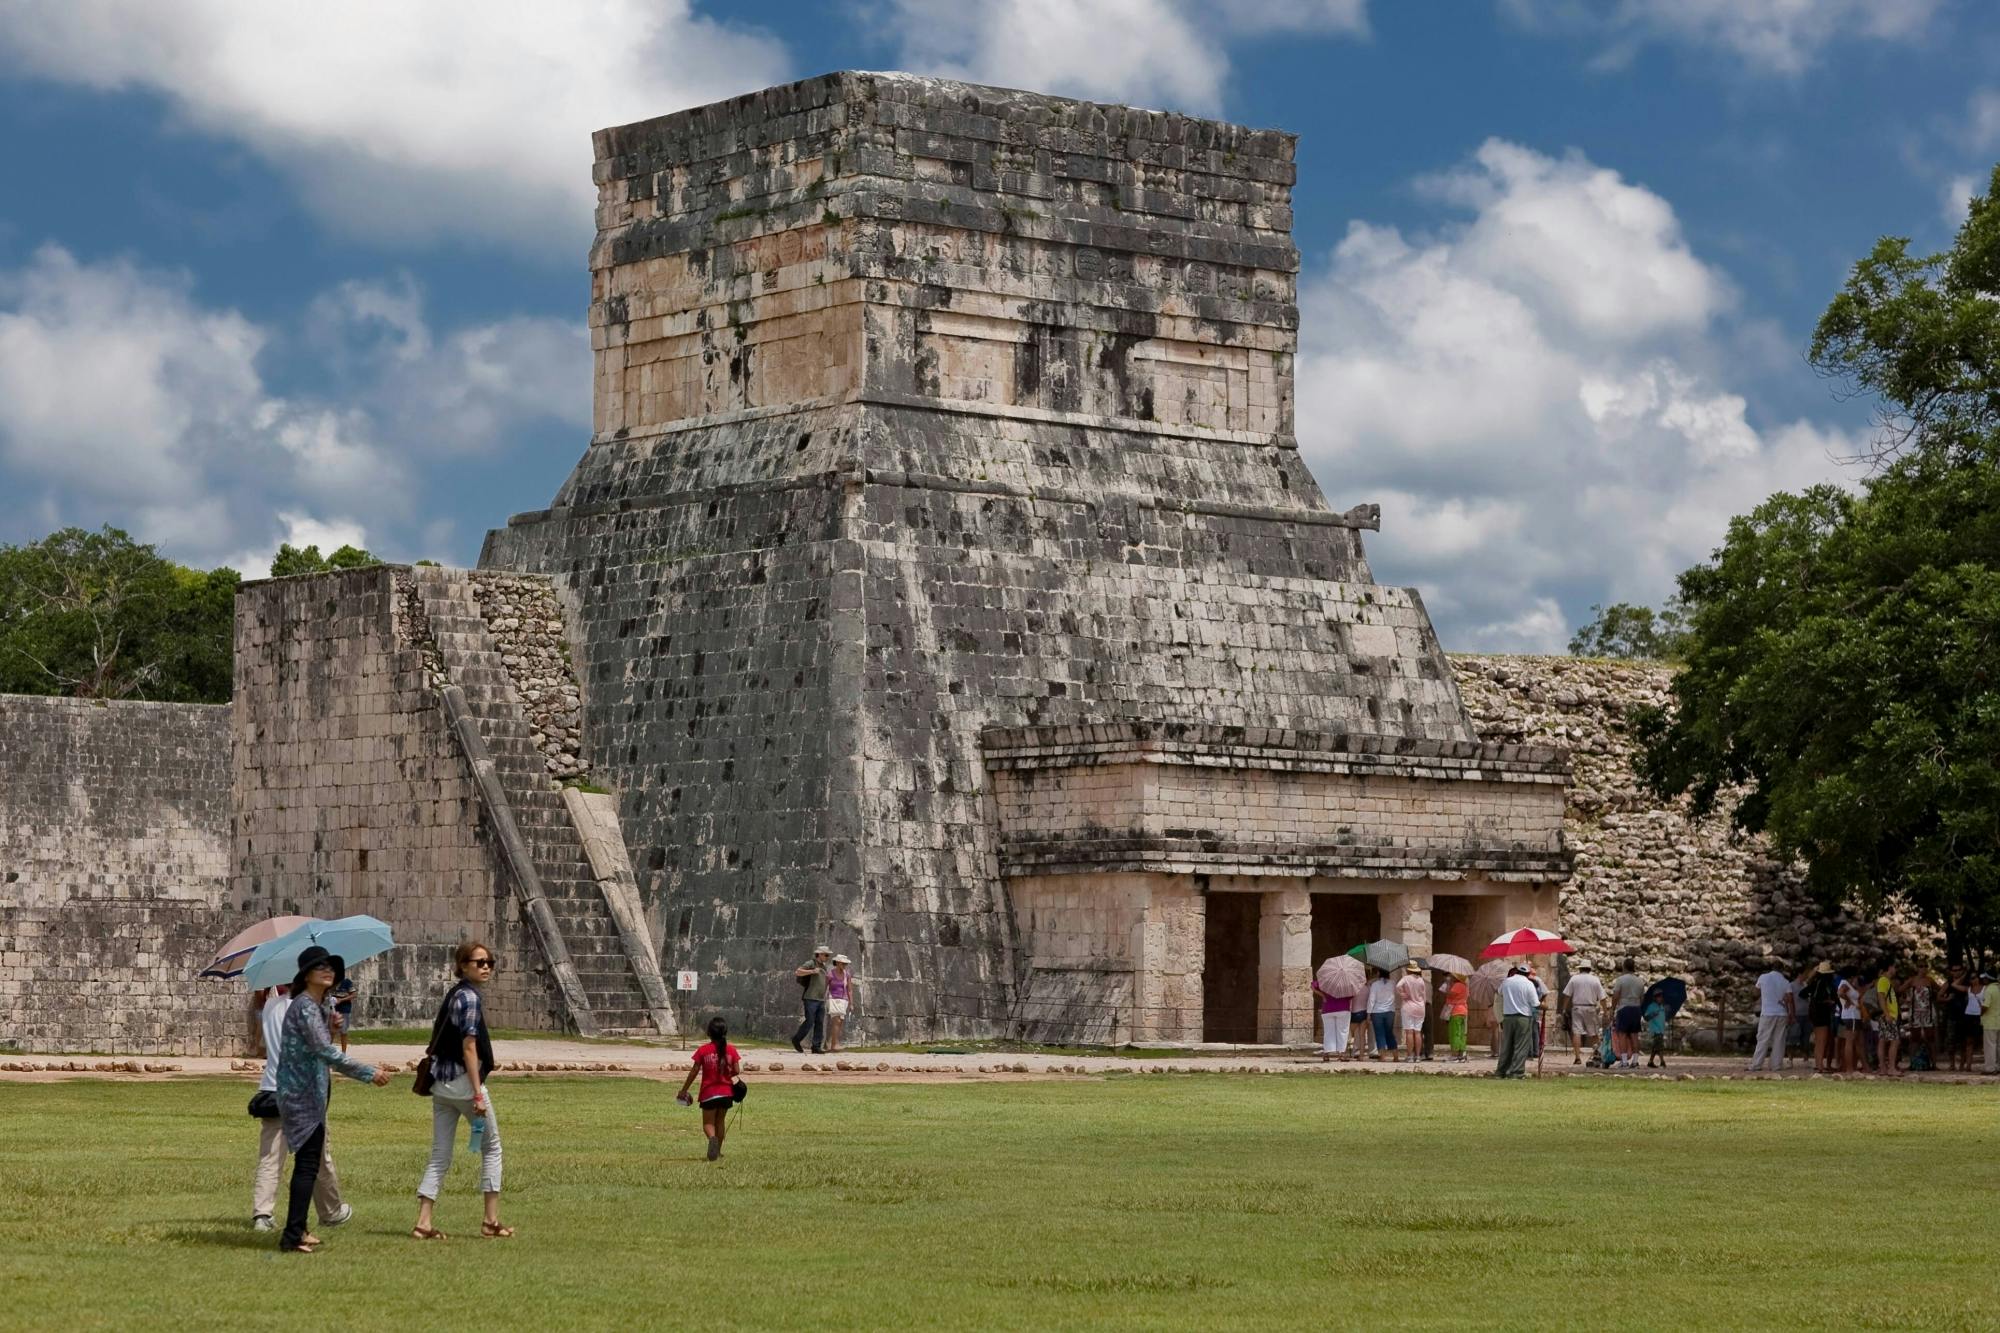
[1748,1015,1787,1071]
[255,1116,343,1220]
[419,1077,503,1199]
[1984,1028,1998,1073]
[1320,1013,1349,1054]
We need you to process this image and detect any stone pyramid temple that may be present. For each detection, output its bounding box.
[478,72,1570,1042]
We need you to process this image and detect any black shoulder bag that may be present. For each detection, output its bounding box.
[411,984,459,1097]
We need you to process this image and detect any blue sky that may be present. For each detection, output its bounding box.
[0,0,1994,650]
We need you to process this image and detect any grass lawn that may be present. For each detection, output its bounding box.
[3,1074,1997,1331]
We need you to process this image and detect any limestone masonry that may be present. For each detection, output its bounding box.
[0,696,242,1054]
[479,72,1569,1042]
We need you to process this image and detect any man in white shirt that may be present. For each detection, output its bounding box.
[1495,967,1540,1079]
[1562,963,1606,1065]
[250,986,350,1232]
[1748,964,1795,1073]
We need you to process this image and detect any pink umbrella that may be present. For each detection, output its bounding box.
[1314,955,1367,999]
[1468,960,1512,1008]
[198,915,318,979]
[1479,927,1574,960]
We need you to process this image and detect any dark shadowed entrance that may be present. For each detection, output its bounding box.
[1311,892,1380,971]
[1202,892,1260,1042]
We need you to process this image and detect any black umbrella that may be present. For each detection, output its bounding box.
[1647,977,1689,1017]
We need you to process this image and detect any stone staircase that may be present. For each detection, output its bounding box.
[410,568,662,1036]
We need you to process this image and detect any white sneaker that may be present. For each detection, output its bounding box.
[322,1204,353,1227]
[252,1215,274,1232]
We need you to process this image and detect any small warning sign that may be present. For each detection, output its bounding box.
[676,970,699,991]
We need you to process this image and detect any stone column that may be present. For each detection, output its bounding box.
[1257,888,1313,1044]
[1377,890,1435,957]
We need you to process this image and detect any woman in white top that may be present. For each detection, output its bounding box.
[1836,972,1863,1073]
[248,986,347,1232]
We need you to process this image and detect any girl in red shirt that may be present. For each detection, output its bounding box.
[676,1017,742,1161]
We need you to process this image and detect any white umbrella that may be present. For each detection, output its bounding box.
[1315,955,1367,999]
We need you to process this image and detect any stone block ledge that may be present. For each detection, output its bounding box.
[997,832,1571,881]
[980,721,1569,780]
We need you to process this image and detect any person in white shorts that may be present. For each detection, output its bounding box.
[826,954,857,1052]
[1562,963,1606,1064]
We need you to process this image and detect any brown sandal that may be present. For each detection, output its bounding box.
[410,1226,448,1241]
[481,1222,515,1238]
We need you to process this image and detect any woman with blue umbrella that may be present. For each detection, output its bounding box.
[275,946,392,1253]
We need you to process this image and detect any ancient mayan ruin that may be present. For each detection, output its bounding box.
[2,73,1922,1056]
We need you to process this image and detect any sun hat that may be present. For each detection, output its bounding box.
[289,944,346,993]
[1815,961,1834,975]
[1405,961,1421,973]
[1576,961,1593,971]
[833,954,851,965]
[813,944,831,955]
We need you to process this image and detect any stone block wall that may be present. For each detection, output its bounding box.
[1452,654,1934,1030]
[0,695,245,1054]
[232,568,563,1030]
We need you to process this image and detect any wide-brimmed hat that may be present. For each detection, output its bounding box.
[1404,961,1421,973]
[813,944,831,956]
[290,945,346,992]
[1576,961,1593,971]
[1815,961,1834,975]
[833,954,851,965]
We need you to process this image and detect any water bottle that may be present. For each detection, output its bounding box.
[467,1113,485,1155]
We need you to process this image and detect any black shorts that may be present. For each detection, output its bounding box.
[699,1094,733,1110]
[1614,1006,1643,1035]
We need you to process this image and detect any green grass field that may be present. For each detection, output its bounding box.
[3,1074,1997,1331]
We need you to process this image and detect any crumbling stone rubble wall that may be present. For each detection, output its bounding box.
[1451,654,1933,1030]
[467,573,592,783]
[0,695,246,1054]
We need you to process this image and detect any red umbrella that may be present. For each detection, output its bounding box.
[1479,927,1574,960]
[198,915,318,979]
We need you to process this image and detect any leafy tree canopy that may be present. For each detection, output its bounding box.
[1636,165,2000,960]
[0,526,239,703]
[269,542,378,578]
[1568,600,1689,660]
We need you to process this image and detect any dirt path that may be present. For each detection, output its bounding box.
[6,1040,1998,1086]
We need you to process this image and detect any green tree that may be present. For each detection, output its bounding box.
[1568,600,1689,660]
[1635,165,2000,960]
[0,526,239,702]
[269,542,378,578]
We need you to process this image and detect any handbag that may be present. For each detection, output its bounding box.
[412,987,455,1098]
[247,1089,279,1119]
[731,1078,748,1104]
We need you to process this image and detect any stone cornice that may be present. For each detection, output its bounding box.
[980,721,1570,783]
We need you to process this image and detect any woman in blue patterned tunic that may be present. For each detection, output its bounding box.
[413,940,510,1240]
[276,946,391,1253]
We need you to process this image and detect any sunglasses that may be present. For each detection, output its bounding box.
[469,957,496,968]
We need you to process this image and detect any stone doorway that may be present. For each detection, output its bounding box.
[1311,892,1381,969]
[1202,892,1260,1043]
[1432,894,1508,967]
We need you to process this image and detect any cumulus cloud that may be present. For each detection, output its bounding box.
[1297,140,1858,652]
[0,1,791,255]
[886,0,1367,114]
[0,245,395,568]
[1501,0,1942,74]
[0,247,583,574]
[307,276,589,454]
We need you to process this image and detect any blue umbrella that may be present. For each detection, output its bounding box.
[1647,977,1689,1018]
[242,915,396,989]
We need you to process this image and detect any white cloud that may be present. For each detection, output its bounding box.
[886,0,1366,114]
[224,512,374,581]
[308,277,589,453]
[0,1,791,255]
[0,245,398,566]
[1940,173,1981,229]
[1501,0,1942,74]
[0,247,581,573]
[1297,141,1858,652]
